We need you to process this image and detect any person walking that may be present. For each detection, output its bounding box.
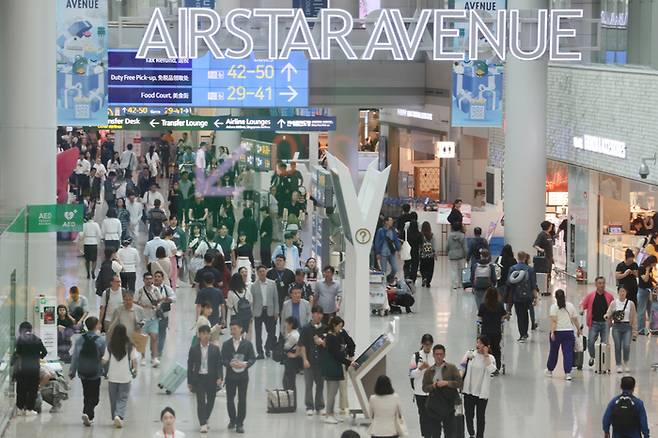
[470,249,497,310]
[12,322,47,416]
[606,286,638,373]
[102,208,122,253]
[69,316,106,426]
[154,407,186,438]
[281,316,302,393]
[409,334,435,438]
[102,323,138,428]
[636,255,656,335]
[299,305,328,416]
[602,376,650,438]
[374,217,401,277]
[315,265,343,323]
[109,289,145,345]
[533,220,554,284]
[153,270,176,357]
[447,199,463,228]
[422,344,463,438]
[280,285,312,331]
[478,287,507,375]
[226,273,254,333]
[82,215,102,279]
[580,276,614,367]
[99,275,125,333]
[447,222,468,290]
[507,252,539,343]
[616,248,639,306]
[546,289,581,380]
[367,375,407,438]
[117,238,138,292]
[259,207,273,268]
[187,325,223,433]
[222,321,257,434]
[267,255,296,313]
[135,272,163,367]
[251,265,279,359]
[419,221,438,288]
[402,212,423,284]
[460,336,497,438]
[468,227,489,266]
[496,244,517,305]
[320,316,357,424]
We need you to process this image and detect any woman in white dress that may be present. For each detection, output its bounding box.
[146,145,161,180]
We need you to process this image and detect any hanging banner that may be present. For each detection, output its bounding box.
[27,204,84,233]
[56,0,109,126]
[451,60,504,127]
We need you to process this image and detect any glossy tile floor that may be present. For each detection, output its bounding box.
[5,227,658,438]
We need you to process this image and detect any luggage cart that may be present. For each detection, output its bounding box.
[369,271,388,316]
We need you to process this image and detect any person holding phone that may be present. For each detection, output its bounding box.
[222,321,256,434]
[460,336,497,438]
[409,334,435,437]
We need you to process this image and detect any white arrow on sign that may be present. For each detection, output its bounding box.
[281,63,298,82]
[149,119,160,128]
[277,119,286,129]
[214,119,224,129]
[280,86,298,103]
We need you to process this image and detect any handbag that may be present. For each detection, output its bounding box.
[394,406,409,437]
[400,230,412,261]
[612,300,629,323]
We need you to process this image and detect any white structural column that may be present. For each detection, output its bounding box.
[329,107,360,183]
[0,1,57,297]
[503,1,548,254]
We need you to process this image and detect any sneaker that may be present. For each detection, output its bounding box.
[544,369,553,377]
[152,358,160,368]
[306,409,315,416]
[82,414,91,426]
[624,364,631,373]
[491,370,500,377]
[532,323,539,330]
[324,416,339,424]
[24,410,38,417]
[200,424,208,433]
[517,337,527,343]
[113,416,123,428]
[49,406,61,413]
[339,408,349,416]
[140,358,146,366]
[589,358,595,367]
[236,425,245,434]
[16,409,25,417]
[616,366,623,374]
[256,354,265,360]
[317,409,326,416]
[565,374,572,381]
[228,422,236,430]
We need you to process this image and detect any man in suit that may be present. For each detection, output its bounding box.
[188,325,224,433]
[280,284,311,333]
[250,265,279,359]
[222,321,256,434]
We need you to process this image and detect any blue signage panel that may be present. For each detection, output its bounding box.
[292,0,328,17]
[108,51,308,108]
[184,0,216,7]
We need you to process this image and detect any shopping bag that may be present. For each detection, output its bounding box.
[130,332,149,355]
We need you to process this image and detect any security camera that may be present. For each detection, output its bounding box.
[640,154,657,180]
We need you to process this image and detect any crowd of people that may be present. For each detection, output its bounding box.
[8,134,653,438]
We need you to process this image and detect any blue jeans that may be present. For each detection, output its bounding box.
[108,382,131,420]
[611,323,632,365]
[379,254,398,277]
[547,330,575,373]
[637,288,651,333]
[587,321,609,358]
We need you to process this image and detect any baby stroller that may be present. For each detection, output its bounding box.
[35,369,70,414]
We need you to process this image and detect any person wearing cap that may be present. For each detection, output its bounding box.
[117,238,139,292]
[271,232,300,271]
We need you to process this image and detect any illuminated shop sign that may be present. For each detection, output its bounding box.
[573,135,626,159]
[137,7,584,62]
[396,108,433,120]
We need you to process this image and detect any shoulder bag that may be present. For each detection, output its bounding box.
[394,405,409,437]
[400,229,412,261]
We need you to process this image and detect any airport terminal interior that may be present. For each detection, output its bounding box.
[2,0,658,438]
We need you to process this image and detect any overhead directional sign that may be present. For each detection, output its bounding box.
[108,50,309,108]
[98,115,336,131]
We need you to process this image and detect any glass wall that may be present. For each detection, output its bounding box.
[0,209,28,430]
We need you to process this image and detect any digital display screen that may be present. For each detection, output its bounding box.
[355,334,388,367]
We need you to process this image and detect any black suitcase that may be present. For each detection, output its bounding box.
[533,255,549,273]
[573,335,586,370]
[452,413,465,438]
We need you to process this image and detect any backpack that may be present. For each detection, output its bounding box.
[95,260,114,296]
[234,291,253,326]
[78,333,101,379]
[410,352,421,389]
[474,264,494,289]
[205,240,221,260]
[610,395,638,432]
[420,238,434,259]
[509,270,532,302]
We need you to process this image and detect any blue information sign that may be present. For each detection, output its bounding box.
[184,0,216,7]
[108,51,309,108]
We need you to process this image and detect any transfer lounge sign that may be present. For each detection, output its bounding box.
[27,204,84,233]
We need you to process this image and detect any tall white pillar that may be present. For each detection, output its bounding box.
[0,0,57,298]
[329,107,360,183]
[503,2,548,254]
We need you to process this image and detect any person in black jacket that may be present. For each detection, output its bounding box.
[12,321,47,415]
[403,212,423,283]
[447,199,463,228]
[188,325,224,433]
[222,321,256,434]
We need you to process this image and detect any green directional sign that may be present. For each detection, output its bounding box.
[98,115,337,132]
[27,204,84,233]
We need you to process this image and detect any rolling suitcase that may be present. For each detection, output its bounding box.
[573,335,586,370]
[452,400,465,438]
[594,342,610,374]
[267,389,296,413]
[536,272,549,296]
[158,363,187,394]
[461,267,471,289]
[533,255,549,273]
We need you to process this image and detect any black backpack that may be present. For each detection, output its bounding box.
[234,291,253,326]
[78,333,101,379]
[611,395,639,432]
[95,260,114,296]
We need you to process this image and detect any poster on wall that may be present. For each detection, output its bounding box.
[451,60,504,127]
[56,0,108,126]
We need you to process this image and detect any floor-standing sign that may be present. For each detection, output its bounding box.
[56,0,109,126]
[36,296,58,361]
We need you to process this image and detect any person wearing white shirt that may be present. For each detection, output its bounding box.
[117,239,139,291]
[154,271,177,356]
[409,334,435,438]
[367,376,406,438]
[100,276,125,333]
[125,194,144,239]
[146,146,161,178]
[605,286,638,374]
[145,236,175,265]
[102,209,123,252]
[102,323,138,428]
[82,217,102,279]
[546,289,581,380]
[120,144,136,179]
[195,144,207,171]
[154,407,185,438]
[76,157,91,176]
[460,336,498,438]
[144,185,166,212]
[93,157,107,181]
